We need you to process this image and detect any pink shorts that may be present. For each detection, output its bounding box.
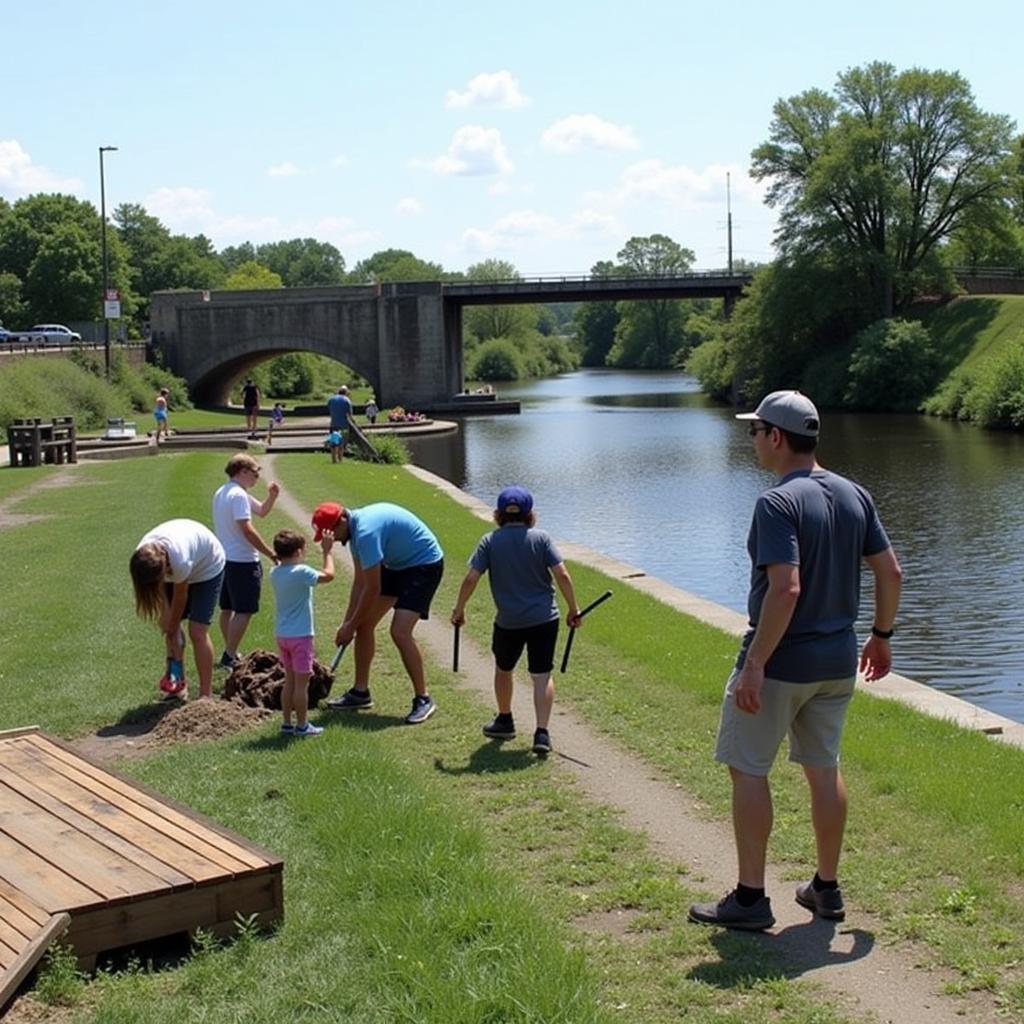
[277,635,315,674]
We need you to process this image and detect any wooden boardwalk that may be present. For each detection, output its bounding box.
[0,727,282,993]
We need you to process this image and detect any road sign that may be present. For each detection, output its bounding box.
[104,300,121,319]
[105,288,120,301]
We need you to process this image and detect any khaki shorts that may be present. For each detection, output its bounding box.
[714,671,856,777]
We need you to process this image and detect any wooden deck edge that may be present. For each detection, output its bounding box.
[0,727,42,742]
[0,911,70,1010]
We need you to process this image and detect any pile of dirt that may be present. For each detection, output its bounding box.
[140,698,273,747]
[222,649,335,709]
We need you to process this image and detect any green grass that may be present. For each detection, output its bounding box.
[922,294,1024,375]
[3,455,1023,1020]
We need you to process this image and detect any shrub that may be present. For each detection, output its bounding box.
[684,338,734,401]
[368,432,410,465]
[845,318,939,411]
[468,338,523,381]
[958,341,1024,427]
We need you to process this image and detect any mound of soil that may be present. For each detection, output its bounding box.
[223,649,335,709]
[140,698,273,747]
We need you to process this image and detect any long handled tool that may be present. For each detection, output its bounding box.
[560,590,613,674]
[453,623,461,673]
[330,642,349,672]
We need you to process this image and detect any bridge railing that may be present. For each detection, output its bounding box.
[0,340,147,356]
[953,266,1023,278]
[445,270,752,290]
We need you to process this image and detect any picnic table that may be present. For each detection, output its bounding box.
[7,416,78,467]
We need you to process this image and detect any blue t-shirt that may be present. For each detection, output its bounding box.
[737,468,890,683]
[470,525,562,629]
[349,503,443,571]
[327,393,353,430]
[271,562,321,637]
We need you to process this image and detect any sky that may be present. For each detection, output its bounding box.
[3,0,1022,278]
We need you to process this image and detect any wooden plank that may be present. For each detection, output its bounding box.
[0,757,214,888]
[0,832,100,911]
[2,741,259,876]
[0,912,70,1010]
[0,784,169,905]
[0,727,44,743]
[15,736,271,872]
[0,879,49,928]
[66,870,283,956]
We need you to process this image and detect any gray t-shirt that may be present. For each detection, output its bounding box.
[737,468,890,682]
[470,525,563,630]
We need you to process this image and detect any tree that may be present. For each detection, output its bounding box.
[350,248,446,283]
[256,238,346,287]
[845,318,939,410]
[752,62,1015,313]
[462,259,537,342]
[0,271,26,326]
[223,261,284,290]
[607,235,695,367]
[574,260,620,365]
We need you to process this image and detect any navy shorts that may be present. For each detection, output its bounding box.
[381,559,444,619]
[219,560,263,614]
[492,618,560,674]
[165,572,223,627]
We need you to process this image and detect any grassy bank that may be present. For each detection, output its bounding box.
[2,455,1023,1020]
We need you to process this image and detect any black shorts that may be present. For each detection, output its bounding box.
[381,559,444,619]
[492,618,560,674]
[219,560,262,614]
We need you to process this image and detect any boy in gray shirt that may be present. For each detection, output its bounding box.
[451,486,581,755]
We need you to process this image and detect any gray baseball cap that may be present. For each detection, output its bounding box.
[735,390,820,437]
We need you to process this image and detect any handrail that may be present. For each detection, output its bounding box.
[445,270,752,289]
[952,266,1024,278]
[0,340,147,355]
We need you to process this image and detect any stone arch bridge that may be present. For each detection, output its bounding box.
[150,274,752,409]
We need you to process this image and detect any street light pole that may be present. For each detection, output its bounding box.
[99,145,118,378]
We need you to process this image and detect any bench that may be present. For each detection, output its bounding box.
[104,417,137,439]
[8,417,78,467]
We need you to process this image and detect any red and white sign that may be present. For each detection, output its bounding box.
[105,288,120,301]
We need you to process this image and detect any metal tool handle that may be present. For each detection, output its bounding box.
[330,642,348,672]
[560,590,613,674]
[453,623,461,673]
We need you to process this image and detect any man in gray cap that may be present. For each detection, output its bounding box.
[689,390,902,931]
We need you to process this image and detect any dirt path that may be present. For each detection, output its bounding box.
[196,456,998,1022]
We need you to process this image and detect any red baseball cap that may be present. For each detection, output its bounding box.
[312,501,344,541]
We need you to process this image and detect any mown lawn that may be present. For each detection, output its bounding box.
[2,453,1023,1021]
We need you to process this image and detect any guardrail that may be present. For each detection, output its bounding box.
[952,266,1024,278]
[445,270,752,290]
[0,340,147,355]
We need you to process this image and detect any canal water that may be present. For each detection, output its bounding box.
[405,369,1024,725]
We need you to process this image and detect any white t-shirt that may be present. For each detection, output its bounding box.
[212,480,259,562]
[137,520,225,584]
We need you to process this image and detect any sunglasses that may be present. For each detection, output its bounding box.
[747,424,773,436]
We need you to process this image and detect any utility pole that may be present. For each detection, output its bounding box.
[727,172,734,275]
[99,146,118,378]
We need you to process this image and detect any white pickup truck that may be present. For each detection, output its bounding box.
[7,324,82,345]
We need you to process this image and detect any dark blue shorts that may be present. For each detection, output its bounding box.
[492,618,560,674]
[381,559,444,619]
[219,560,263,614]
[166,572,223,627]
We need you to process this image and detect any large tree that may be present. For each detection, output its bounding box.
[462,258,536,342]
[752,62,1015,312]
[256,238,346,287]
[350,248,446,283]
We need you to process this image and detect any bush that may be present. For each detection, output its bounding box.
[845,318,939,411]
[956,341,1024,427]
[684,338,734,401]
[468,339,523,381]
[368,432,410,465]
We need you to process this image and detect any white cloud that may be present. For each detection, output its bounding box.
[611,160,764,209]
[331,154,349,168]
[394,197,423,216]
[0,140,82,196]
[431,125,513,176]
[458,206,617,256]
[144,186,218,224]
[268,161,300,178]
[445,70,528,109]
[493,209,558,236]
[541,114,639,154]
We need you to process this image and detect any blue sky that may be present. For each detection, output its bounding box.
[3,0,1021,276]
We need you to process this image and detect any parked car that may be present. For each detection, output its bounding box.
[0,324,11,342]
[28,324,82,345]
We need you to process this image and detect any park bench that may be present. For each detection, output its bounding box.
[8,416,78,467]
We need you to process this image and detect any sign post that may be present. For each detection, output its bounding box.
[103,288,121,320]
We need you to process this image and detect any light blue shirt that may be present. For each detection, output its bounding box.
[350,503,443,571]
[271,563,321,637]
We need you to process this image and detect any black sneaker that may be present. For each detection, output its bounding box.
[406,694,437,724]
[532,729,552,756]
[688,890,775,931]
[795,880,845,920]
[482,714,516,739]
[326,687,374,710]
[218,652,240,671]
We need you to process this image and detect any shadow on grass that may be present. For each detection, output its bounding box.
[433,741,537,776]
[319,709,408,732]
[95,699,181,738]
[687,917,875,986]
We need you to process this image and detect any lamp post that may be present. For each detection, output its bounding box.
[99,145,118,378]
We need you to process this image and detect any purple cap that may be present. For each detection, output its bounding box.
[496,486,533,515]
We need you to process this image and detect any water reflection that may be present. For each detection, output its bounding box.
[408,369,1024,724]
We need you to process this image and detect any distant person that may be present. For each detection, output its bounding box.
[451,486,582,756]
[241,378,261,436]
[267,403,285,445]
[327,428,344,463]
[364,396,379,425]
[327,385,353,448]
[212,454,280,670]
[130,519,226,700]
[688,390,902,932]
[314,501,444,724]
[270,528,335,737]
[153,388,170,442]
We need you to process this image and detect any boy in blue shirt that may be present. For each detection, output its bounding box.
[270,527,336,737]
[451,486,581,755]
